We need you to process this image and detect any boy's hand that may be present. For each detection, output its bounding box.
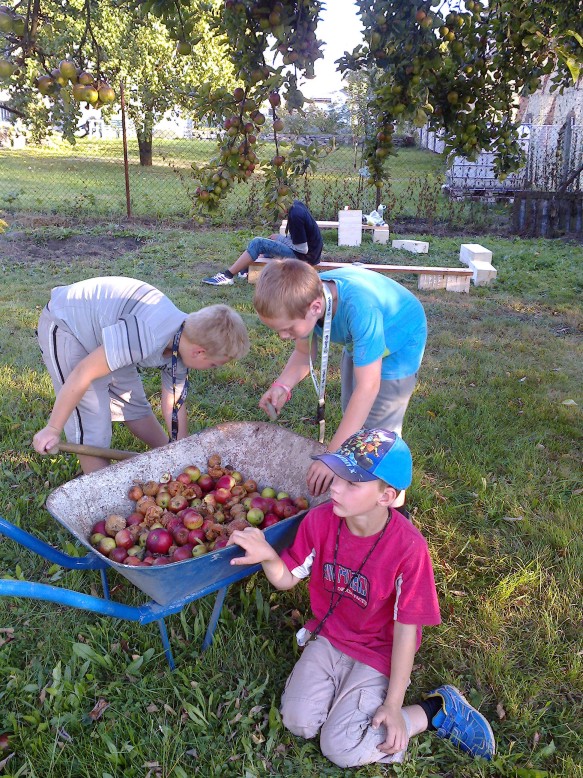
[33,425,61,455]
[307,459,333,496]
[259,385,289,417]
[371,704,409,755]
[228,527,278,566]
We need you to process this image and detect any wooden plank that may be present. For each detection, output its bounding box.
[280,219,376,231]
[249,259,472,279]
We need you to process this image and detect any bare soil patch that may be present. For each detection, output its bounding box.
[0,234,144,265]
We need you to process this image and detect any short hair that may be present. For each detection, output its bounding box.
[184,304,250,361]
[254,259,323,319]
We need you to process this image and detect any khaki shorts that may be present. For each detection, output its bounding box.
[37,307,152,447]
[280,636,410,768]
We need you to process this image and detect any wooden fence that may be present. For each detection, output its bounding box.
[512,191,583,237]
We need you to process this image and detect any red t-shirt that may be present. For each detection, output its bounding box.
[280,503,441,677]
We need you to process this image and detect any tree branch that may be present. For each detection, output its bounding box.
[558,162,583,193]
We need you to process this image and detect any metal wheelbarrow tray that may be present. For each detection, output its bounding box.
[0,422,324,668]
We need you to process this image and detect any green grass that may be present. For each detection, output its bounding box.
[0,222,581,777]
[0,137,505,230]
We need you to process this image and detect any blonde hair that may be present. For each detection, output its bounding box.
[254,259,323,319]
[184,304,250,360]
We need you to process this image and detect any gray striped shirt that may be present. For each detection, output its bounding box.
[47,277,188,393]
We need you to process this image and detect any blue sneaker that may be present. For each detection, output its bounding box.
[425,685,495,760]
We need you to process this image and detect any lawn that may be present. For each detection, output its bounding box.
[0,220,581,777]
[0,137,505,230]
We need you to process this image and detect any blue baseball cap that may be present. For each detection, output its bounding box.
[312,428,412,491]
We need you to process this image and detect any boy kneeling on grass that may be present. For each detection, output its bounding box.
[32,276,249,474]
[228,428,495,768]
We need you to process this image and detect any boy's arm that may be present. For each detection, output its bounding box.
[228,528,299,590]
[307,358,382,496]
[372,621,418,755]
[259,336,311,415]
[33,346,112,454]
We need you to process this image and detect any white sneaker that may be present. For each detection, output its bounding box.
[202,272,234,286]
[237,270,248,279]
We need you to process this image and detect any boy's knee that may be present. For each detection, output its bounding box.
[280,708,321,740]
[247,237,263,259]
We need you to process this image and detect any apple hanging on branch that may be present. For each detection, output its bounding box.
[339,0,583,185]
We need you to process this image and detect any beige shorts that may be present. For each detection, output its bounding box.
[280,636,410,768]
[37,307,152,447]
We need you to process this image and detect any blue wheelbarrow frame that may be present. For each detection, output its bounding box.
[0,422,324,669]
[0,512,304,670]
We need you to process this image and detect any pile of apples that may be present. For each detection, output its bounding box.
[88,453,309,567]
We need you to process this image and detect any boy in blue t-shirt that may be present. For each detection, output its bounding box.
[253,259,427,497]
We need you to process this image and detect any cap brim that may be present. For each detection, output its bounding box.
[311,453,376,482]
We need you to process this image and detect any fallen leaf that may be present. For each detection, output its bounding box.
[533,731,541,746]
[496,702,506,720]
[518,376,527,382]
[88,698,110,721]
[451,590,466,597]
[185,749,198,758]
[163,704,177,716]
[0,628,14,634]
[501,515,524,522]
[251,732,265,744]
[146,704,159,714]
[561,399,578,406]
[229,712,243,725]
[39,686,48,705]
[249,705,264,716]
[0,754,14,771]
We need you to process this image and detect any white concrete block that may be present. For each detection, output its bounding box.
[338,209,363,246]
[471,260,497,286]
[372,226,390,244]
[459,243,492,266]
[392,239,429,254]
[445,274,471,293]
[418,273,447,290]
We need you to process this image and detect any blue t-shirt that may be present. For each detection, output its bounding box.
[314,267,427,380]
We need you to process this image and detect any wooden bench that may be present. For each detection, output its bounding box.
[248,259,473,293]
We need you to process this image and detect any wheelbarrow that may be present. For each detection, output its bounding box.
[0,422,325,669]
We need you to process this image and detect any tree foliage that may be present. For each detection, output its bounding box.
[1,0,581,212]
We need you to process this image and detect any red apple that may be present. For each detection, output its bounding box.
[146,528,173,555]
[173,544,194,561]
[169,495,188,513]
[114,529,134,550]
[126,512,143,526]
[184,465,201,482]
[109,547,128,564]
[216,474,236,490]
[156,491,171,508]
[125,556,146,566]
[294,496,309,511]
[152,556,173,565]
[214,487,232,505]
[91,520,107,535]
[173,526,190,546]
[198,474,214,491]
[260,513,279,529]
[182,509,204,529]
[243,479,257,493]
[188,528,206,545]
[176,472,192,485]
[212,536,229,550]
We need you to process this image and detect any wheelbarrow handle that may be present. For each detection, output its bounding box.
[0,515,107,570]
[52,442,137,461]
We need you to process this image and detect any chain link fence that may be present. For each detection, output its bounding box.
[0,120,506,230]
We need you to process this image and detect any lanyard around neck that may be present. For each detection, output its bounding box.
[171,323,189,442]
[308,283,333,444]
[309,512,390,643]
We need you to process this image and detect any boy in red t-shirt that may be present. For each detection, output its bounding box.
[229,428,495,767]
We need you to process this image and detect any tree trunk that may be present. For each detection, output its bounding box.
[137,135,152,166]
